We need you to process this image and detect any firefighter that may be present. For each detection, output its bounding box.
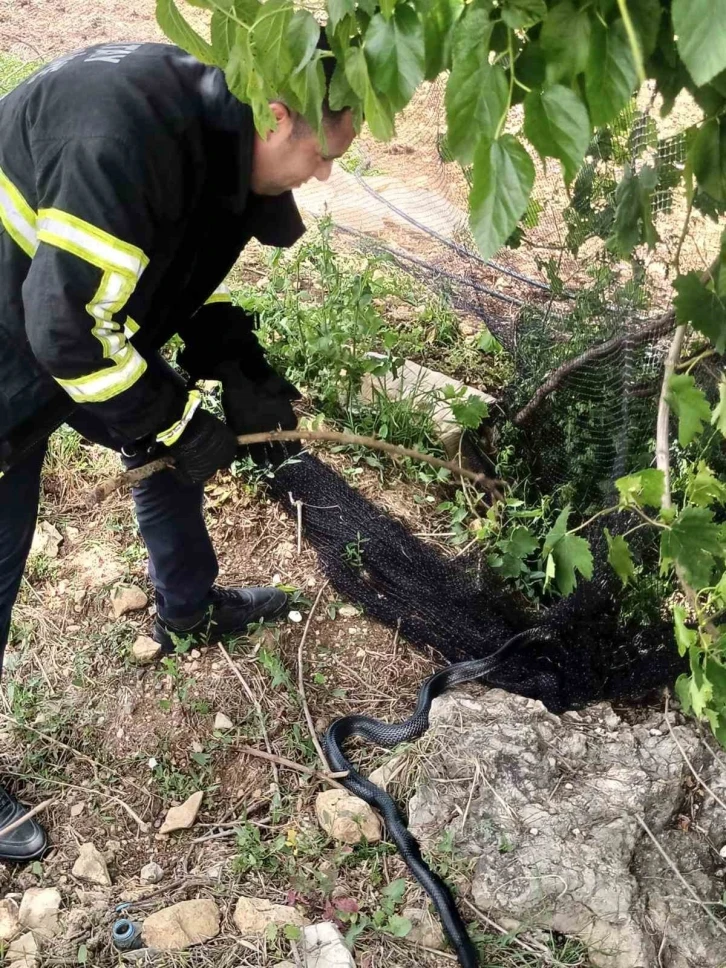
[0,38,355,860]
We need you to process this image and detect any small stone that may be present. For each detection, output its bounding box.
[337,604,359,618]
[649,728,663,736]
[302,922,355,968]
[139,862,164,885]
[0,898,21,942]
[191,741,204,754]
[18,887,61,939]
[233,896,306,937]
[29,521,63,559]
[213,713,234,731]
[72,843,112,887]
[719,844,726,859]
[7,930,38,967]
[288,611,303,623]
[131,635,161,665]
[315,789,381,845]
[111,584,148,619]
[529,827,539,836]
[159,791,203,834]
[368,754,404,792]
[190,649,201,659]
[142,899,220,950]
[603,708,621,731]
[274,963,297,968]
[403,907,445,951]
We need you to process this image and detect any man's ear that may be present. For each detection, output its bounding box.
[269,101,293,137]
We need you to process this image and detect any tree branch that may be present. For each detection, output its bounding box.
[89,429,504,504]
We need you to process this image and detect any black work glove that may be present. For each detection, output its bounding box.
[216,361,301,467]
[177,304,274,385]
[165,407,238,484]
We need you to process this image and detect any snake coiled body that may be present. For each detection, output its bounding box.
[323,628,560,968]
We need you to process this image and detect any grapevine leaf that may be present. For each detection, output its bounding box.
[445,8,508,165]
[450,394,489,429]
[628,0,662,61]
[501,0,546,30]
[252,0,294,78]
[421,0,463,80]
[585,19,638,128]
[615,468,664,508]
[673,270,726,353]
[712,375,726,436]
[364,7,424,111]
[689,119,726,203]
[328,0,355,29]
[687,461,726,507]
[507,526,539,558]
[543,507,593,595]
[470,135,535,262]
[661,507,725,589]
[607,163,658,255]
[666,373,712,446]
[687,646,714,718]
[524,85,591,185]
[345,46,395,140]
[542,506,570,556]
[540,1,591,84]
[673,604,697,658]
[287,9,320,74]
[673,0,726,88]
[605,529,635,586]
[156,0,216,65]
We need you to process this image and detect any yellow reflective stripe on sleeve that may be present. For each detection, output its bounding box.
[124,317,140,339]
[156,390,202,447]
[204,283,232,305]
[36,208,149,382]
[0,165,38,258]
[54,343,148,403]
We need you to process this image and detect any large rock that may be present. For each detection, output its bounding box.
[302,923,355,968]
[72,843,112,887]
[18,887,61,939]
[408,688,726,968]
[111,584,148,619]
[233,896,306,937]
[131,635,161,665]
[0,898,21,942]
[142,899,220,950]
[315,789,381,845]
[159,791,203,834]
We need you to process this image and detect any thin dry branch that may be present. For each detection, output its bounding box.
[297,582,330,770]
[235,744,349,790]
[0,798,55,840]
[89,430,503,504]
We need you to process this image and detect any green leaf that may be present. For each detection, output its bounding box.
[469,135,535,261]
[328,0,355,29]
[605,529,635,586]
[543,507,594,595]
[387,914,413,937]
[380,0,398,19]
[77,945,88,965]
[689,119,726,203]
[687,461,726,507]
[615,468,664,508]
[225,34,276,134]
[501,0,546,29]
[628,0,662,61]
[673,0,726,87]
[287,54,326,130]
[421,0,463,80]
[211,0,260,62]
[712,375,726,436]
[540,1,591,84]
[506,526,539,559]
[445,8,508,165]
[666,373,712,446]
[287,9,320,74]
[607,163,658,255]
[673,270,726,354]
[523,85,590,184]
[156,0,216,65]
[382,878,407,902]
[345,46,395,139]
[328,62,357,112]
[661,507,725,589]
[585,19,638,128]
[450,393,489,429]
[673,603,698,657]
[252,0,294,78]
[364,7,425,111]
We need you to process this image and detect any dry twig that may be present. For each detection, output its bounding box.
[297,582,331,770]
[0,797,55,840]
[235,744,348,790]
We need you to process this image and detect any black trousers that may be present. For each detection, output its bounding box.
[0,389,219,671]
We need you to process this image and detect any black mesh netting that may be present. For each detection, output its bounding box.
[267,452,685,713]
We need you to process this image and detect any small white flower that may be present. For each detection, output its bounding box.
[288,610,303,623]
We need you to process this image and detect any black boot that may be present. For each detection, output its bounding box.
[153,585,288,654]
[0,786,47,863]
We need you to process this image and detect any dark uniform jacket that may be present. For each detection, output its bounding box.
[0,41,304,470]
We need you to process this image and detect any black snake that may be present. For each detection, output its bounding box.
[323,627,562,968]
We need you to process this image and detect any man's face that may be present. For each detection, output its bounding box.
[251,104,356,195]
